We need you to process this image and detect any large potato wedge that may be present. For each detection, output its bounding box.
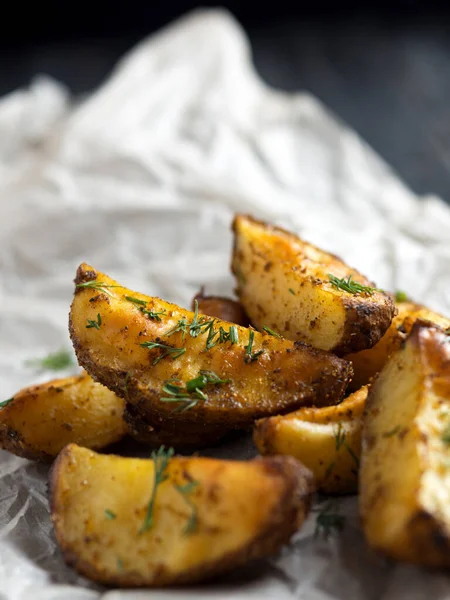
[69,263,352,431]
[347,300,450,390]
[50,444,313,586]
[232,214,395,355]
[254,385,368,494]
[0,373,126,461]
[192,292,250,326]
[360,321,450,566]
[123,403,229,448]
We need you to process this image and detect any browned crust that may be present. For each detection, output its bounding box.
[0,425,53,462]
[123,403,230,448]
[193,292,250,327]
[231,214,396,355]
[50,450,313,586]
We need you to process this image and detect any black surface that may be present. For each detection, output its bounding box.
[4,13,450,202]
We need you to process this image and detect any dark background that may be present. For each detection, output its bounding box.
[3,2,450,201]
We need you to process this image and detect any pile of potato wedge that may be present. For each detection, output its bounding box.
[2,213,450,586]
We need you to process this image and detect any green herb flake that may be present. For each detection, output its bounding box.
[104,509,116,520]
[125,296,166,321]
[25,349,75,372]
[334,422,346,451]
[0,398,14,409]
[383,425,401,438]
[139,341,186,365]
[117,558,124,571]
[442,423,450,445]
[324,462,335,480]
[289,288,296,295]
[395,290,409,303]
[140,446,174,534]
[76,280,120,297]
[161,371,231,412]
[244,329,264,363]
[262,326,281,339]
[86,313,102,330]
[328,274,379,296]
[174,480,200,535]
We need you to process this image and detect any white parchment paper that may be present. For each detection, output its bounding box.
[1,9,450,600]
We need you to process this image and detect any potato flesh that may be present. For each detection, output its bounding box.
[347,301,450,390]
[0,373,126,460]
[51,444,312,586]
[192,294,250,327]
[360,322,450,565]
[254,386,368,494]
[70,263,351,430]
[232,214,395,354]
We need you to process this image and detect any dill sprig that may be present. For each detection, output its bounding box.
[104,509,116,520]
[161,370,231,412]
[140,446,174,534]
[0,398,14,409]
[383,425,401,438]
[244,329,264,363]
[395,290,409,303]
[328,274,379,296]
[262,326,281,338]
[125,296,166,321]
[86,313,102,330]
[76,280,120,297]
[334,422,346,451]
[139,341,186,365]
[174,480,200,535]
[25,349,75,371]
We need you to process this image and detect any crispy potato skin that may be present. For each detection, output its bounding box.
[123,403,229,448]
[346,301,450,390]
[360,321,450,566]
[254,386,368,494]
[50,444,313,586]
[192,292,250,327]
[0,373,126,461]
[69,263,351,431]
[231,214,395,355]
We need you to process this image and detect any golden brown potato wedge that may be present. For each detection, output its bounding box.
[254,386,368,494]
[192,291,250,327]
[360,321,450,566]
[123,403,229,449]
[232,214,395,355]
[347,300,450,390]
[69,263,352,431]
[50,444,313,586]
[0,373,126,461]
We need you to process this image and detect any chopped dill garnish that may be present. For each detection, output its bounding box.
[104,509,116,520]
[442,423,450,445]
[262,326,281,338]
[25,349,75,371]
[174,480,200,535]
[0,398,14,409]
[395,290,409,303]
[76,280,119,297]
[328,274,379,296]
[86,313,102,330]
[289,288,296,295]
[383,425,401,438]
[125,296,166,321]
[334,422,346,451]
[139,341,186,365]
[140,446,174,533]
[324,462,335,480]
[160,371,231,412]
[244,329,264,363]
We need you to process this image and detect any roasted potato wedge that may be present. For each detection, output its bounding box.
[0,373,126,461]
[51,444,313,586]
[360,321,450,566]
[192,292,250,326]
[123,403,229,448]
[254,385,368,494]
[232,214,395,355]
[70,263,352,431]
[347,300,450,390]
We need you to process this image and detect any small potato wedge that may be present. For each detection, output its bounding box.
[347,300,450,390]
[360,321,450,566]
[70,263,352,431]
[232,214,395,355]
[192,292,250,326]
[123,403,229,448]
[50,444,313,586]
[254,386,368,494]
[0,373,126,461]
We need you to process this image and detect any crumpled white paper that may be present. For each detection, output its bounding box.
[1,8,450,600]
